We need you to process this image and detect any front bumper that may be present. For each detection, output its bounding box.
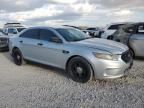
[90,56,133,80]
[0,38,9,50]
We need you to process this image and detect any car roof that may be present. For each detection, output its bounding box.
[120,22,144,29]
[3,26,26,29]
[28,26,75,30]
[107,22,134,26]
[4,22,24,28]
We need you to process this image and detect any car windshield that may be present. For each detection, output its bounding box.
[56,28,91,42]
[108,24,124,30]
[87,28,98,30]
[17,28,26,32]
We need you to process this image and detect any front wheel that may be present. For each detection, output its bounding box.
[12,48,25,66]
[67,57,93,83]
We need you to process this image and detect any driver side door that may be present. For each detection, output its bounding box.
[37,29,69,68]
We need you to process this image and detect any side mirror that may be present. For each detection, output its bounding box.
[50,37,63,43]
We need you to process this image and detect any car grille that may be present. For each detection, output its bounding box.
[121,50,132,63]
[0,38,8,45]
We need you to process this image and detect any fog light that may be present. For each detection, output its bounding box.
[104,68,120,77]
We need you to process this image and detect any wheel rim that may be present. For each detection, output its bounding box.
[14,51,22,65]
[71,62,88,80]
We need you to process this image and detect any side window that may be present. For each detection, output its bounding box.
[40,29,59,42]
[20,29,40,39]
[137,24,144,34]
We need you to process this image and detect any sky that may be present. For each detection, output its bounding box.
[0,0,144,27]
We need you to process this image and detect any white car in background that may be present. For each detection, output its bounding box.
[101,23,130,39]
[83,27,101,38]
[3,23,26,37]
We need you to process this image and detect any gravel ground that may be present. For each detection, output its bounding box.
[0,52,144,108]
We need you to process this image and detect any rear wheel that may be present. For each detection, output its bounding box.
[12,48,25,66]
[67,57,93,83]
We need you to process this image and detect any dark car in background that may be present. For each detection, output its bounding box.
[112,22,144,57]
[0,30,9,51]
[82,27,101,38]
[0,23,26,51]
[3,23,26,37]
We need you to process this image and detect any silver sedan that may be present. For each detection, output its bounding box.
[9,26,133,83]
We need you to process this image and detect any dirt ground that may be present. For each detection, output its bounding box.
[0,52,144,108]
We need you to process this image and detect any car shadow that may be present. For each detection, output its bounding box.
[26,61,70,79]
[2,52,70,79]
[3,52,144,85]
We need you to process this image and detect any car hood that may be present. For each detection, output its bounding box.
[72,38,128,54]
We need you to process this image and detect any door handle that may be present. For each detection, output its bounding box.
[19,40,23,43]
[62,50,69,54]
[37,43,43,46]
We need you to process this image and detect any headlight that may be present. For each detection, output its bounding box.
[93,53,119,61]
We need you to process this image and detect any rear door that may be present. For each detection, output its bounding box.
[130,24,144,56]
[19,28,42,61]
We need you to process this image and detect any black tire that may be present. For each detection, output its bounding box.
[67,57,93,83]
[12,48,24,66]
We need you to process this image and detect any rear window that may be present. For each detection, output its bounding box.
[20,29,40,39]
[108,24,124,30]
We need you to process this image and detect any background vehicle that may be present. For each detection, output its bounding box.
[0,30,9,51]
[82,27,101,38]
[63,25,81,30]
[3,23,26,36]
[101,23,131,39]
[9,26,133,83]
[113,22,144,57]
